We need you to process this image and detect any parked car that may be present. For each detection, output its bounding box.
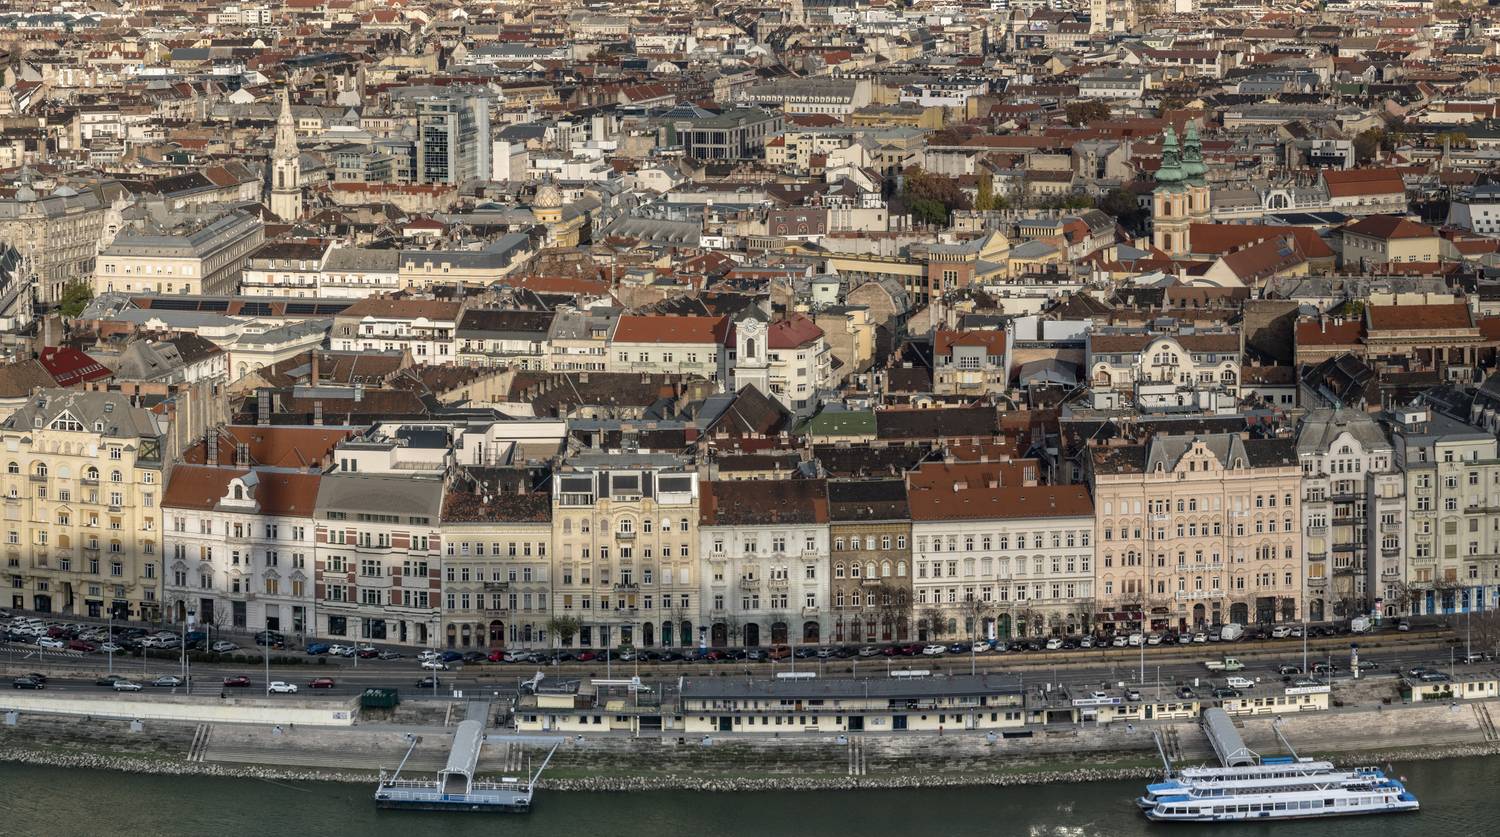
[1125,689,1142,701]
[210,641,238,653]
[36,636,64,649]
[99,642,123,654]
[358,647,380,659]
[440,650,464,663]
[328,644,355,658]
[1225,676,1254,690]
[1276,664,1302,676]
[151,675,183,688]
[267,681,298,694]
[416,649,440,662]
[1045,637,1063,651]
[309,678,336,689]
[112,680,142,692]
[1146,633,1164,646]
[305,642,331,656]
[66,639,96,653]
[1211,687,1241,699]
[415,676,441,689]
[921,644,947,656]
[1078,637,1094,649]
[1397,621,1411,632]
[12,676,45,689]
[222,675,251,688]
[1176,686,1196,699]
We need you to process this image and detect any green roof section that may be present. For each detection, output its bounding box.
[798,409,876,438]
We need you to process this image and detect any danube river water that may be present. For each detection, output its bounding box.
[2,756,1495,837]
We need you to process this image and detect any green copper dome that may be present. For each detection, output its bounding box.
[1181,122,1207,186]
[1155,126,1185,190]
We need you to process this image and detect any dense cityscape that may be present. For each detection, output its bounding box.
[4,0,1500,830]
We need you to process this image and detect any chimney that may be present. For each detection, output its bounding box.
[257,390,270,426]
[311,351,320,384]
[313,401,324,426]
[206,429,218,467]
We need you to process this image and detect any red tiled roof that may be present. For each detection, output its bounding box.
[1345,215,1435,240]
[1366,303,1471,331]
[37,347,111,386]
[766,315,824,349]
[934,329,1005,356]
[1321,168,1405,198]
[1295,319,1364,347]
[613,314,729,345]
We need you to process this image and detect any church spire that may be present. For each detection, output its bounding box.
[1181,122,1207,187]
[274,85,298,160]
[269,84,302,221]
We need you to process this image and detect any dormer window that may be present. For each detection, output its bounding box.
[49,412,83,432]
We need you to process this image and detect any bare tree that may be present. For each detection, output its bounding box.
[724,614,743,647]
[919,605,945,641]
[876,582,910,642]
[960,596,994,644]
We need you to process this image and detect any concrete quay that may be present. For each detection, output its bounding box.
[0,691,1495,792]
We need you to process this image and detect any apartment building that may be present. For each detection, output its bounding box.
[1297,409,1404,622]
[608,315,728,383]
[313,473,445,646]
[1091,434,1303,633]
[1087,329,1241,408]
[0,391,170,622]
[932,329,1008,396]
[94,206,263,296]
[163,463,320,635]
[440,468,552,651]
[908,460,1094,641]
[552,455,701,650]
[329,296,462,363]
[700,479,830,647]
[828,479,913,645]
[733,314,836,416]
[1391,407,1500,616]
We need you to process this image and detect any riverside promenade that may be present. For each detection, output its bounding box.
[1,682,1496,791]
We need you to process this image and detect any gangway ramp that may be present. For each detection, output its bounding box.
[1200,707,1257,767]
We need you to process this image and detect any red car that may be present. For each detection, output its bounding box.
[576,651,597,662]
[66,639,96,653]
[309,678,336,689]
[222,675,251,687]
[487,649,505,662]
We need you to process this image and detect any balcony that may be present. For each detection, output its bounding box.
[861,577,883,587]
[483,581,509,592]
[614,531,635,541]
[738,577,760,590]
[1381,521,1402,534]
[1382,547,1401,557]
[613,582,639,593]
[1306,525,1327,537]
[768,577,789,589]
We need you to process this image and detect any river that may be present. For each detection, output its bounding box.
[1,756,1493,836]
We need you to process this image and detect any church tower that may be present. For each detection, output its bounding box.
[269,86,302,222]
[1151,126,1190,258]
[733,315,770,395]
[1181,122,1211,225]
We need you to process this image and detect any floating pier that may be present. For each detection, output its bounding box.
[373,721,560,813]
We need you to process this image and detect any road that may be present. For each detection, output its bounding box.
[0,626,1481,705]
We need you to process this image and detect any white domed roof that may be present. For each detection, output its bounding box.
[534,183,562,209]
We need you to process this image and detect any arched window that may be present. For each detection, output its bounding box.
[865,561,876,578]
[745,338,757,359]
[834,562,845,579]
[110,470,122,483]
[5,462,16,475]
[32,463,47,478]
[233,485,244,500]
[881,560,891,577]
[896,561,907,577]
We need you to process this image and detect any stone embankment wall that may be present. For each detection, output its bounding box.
[0,698,1494,791]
